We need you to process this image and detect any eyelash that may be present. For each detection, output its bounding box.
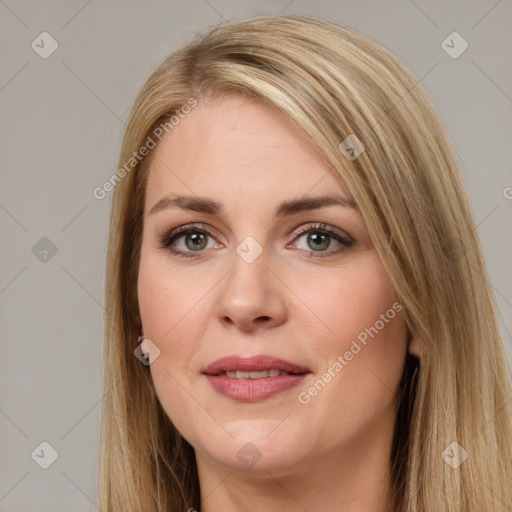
[158,222,354,259]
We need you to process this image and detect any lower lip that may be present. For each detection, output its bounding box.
[204,373,309,403]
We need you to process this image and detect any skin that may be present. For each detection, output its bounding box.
[138,94,420,512]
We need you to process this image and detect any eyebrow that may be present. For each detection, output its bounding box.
[148,194,358,217]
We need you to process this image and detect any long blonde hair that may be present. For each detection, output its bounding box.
[99,14,512,511]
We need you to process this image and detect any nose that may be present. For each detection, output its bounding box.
[215,250,287,332]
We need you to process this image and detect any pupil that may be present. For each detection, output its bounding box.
[308,232,329,251]
[186,232,207,251]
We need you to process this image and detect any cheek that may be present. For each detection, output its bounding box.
[138,245,208,335]
[137,251,207,371]
[293,251,402,351]
[292,251,407,408]
[137,254,208,440]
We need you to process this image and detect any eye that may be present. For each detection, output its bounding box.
[158,224,222,258]
[288,223,353,258]
[158,222,353,259]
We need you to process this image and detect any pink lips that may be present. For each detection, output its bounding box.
[203,355,310,375]
[202,355,311,403]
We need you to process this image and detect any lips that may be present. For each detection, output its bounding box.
[202,355,311,403]
[202,355,310,376]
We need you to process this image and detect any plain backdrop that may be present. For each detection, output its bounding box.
[1,1,511,510]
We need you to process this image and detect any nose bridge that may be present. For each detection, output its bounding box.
[215,240,286,329]
[224,243,270,305]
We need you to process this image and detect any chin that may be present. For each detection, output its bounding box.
[195,430,305,474]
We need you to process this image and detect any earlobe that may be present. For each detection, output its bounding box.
[408,335,421,359]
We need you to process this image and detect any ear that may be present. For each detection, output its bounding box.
[407,334,421,359]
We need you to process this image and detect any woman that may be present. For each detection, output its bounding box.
[98,14,512,511]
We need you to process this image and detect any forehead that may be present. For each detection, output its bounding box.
[144,94,350,209]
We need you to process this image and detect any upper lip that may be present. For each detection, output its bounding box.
[202,355,311,375]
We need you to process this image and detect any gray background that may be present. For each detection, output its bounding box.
[1,1,511,510]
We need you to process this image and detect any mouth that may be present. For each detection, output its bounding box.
[202,354,310,376]
[214,369,306,379]
[202,355,311,402]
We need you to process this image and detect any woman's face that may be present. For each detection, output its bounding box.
[138,94,409,476]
